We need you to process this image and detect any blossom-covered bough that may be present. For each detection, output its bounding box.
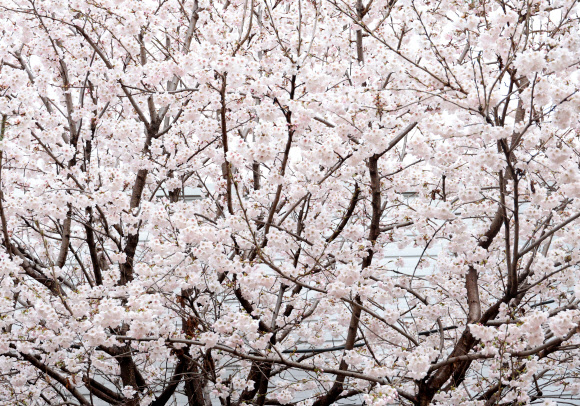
[0,0,579,405]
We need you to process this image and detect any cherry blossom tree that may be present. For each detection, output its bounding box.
[0,0,580,405]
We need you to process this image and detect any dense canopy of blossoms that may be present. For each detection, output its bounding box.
[0,0,580,405]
